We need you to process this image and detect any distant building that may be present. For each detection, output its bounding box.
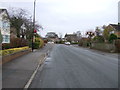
[108,24,120,39]
[64,33,78,43]
[0,9,10,43]
[45,32,59,42]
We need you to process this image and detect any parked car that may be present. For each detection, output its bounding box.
[65,42,71,45]
[48,41,54,44]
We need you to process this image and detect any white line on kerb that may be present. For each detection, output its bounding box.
[24,55,47,89]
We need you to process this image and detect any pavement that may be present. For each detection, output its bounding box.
[2,43,54,88]
[30,44,118,88]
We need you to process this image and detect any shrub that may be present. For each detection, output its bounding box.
[56,41,65,44]
[92,36,104,43]
[109,34,117,43]
[39,39,44,48]
[2,37,28,50]
[71,42,79,44]
[115,39,120,52]
[0,46,29,56]
[2,43,10,50]
[33,42,40,49]
[28,37,44,49]
[10,38,28,48]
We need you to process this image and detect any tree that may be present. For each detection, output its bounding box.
[9,8,29,38]
[95,26,101,36]
[0,31,3,44]
[93,36,104,43]
[102,25,113,42]
[109,34,117,43]
[8,8,43,40]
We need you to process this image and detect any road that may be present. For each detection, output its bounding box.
[30,44,118,88]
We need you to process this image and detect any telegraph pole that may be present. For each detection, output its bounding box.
[32,0,36,52]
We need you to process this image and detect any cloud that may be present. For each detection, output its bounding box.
[1,0,119,37]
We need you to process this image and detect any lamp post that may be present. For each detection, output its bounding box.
[32,0,36,52]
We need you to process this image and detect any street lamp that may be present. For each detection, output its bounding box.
[32,0,36,52]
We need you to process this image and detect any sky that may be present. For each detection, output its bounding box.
[118,1,120,23]
[0,0,119,37]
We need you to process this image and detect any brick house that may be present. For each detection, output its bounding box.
[45,32,59,42]
[109,24,120,39]
[64,34,78,43]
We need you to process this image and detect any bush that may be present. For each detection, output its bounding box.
[2,37,28,50]
[115,39,120,52]
[2,43,10,50]
[92,36,104,43]
[30,37,44,49]
[0,46,29,56]
[78,41,83,46]
[33,42,40,49]
[109,34,117,43]
[10,38,28,48]
[71,42,79,44]
[56,41,65,44]
[39,39,44,48]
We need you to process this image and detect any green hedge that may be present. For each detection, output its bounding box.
[0,46,29,56]
[33,42,40,49]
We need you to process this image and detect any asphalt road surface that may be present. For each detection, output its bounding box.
[30,44,118,88]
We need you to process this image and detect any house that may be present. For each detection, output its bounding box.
[64,33,78,43]
[10,27,17,39]
[109,24,120,39]
[0,9,10,43]
[45,32,59,42]
[20,23,27,39]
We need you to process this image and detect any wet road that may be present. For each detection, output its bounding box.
[30,44,118,88]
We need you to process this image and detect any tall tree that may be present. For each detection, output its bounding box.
[9,8,29,38]
[95,26,101,36]
[102,25,113,42]
[8,8,43,40]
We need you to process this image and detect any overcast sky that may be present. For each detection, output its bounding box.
[1,0,119,37]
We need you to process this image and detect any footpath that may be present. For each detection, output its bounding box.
[2,43,54,88]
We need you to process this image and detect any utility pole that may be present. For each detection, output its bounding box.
[32,0,36,52]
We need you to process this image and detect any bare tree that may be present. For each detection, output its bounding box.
[8,7,43,40]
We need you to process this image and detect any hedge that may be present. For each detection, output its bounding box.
[0,46,29,56]
[2,37,28,50]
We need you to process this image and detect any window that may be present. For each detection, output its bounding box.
[2,35,10,43]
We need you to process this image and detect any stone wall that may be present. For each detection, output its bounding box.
[91,43,116,52]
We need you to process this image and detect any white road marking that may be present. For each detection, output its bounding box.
[24,54,47,89]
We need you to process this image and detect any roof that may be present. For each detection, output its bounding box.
[45,32,58,38]
[0,9,6,14]
[110,24,120,31]
[0,9,10,20]
[65,34,77,37]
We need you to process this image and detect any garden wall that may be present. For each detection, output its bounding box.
[1,49,31,64]
[91,43,116,52]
